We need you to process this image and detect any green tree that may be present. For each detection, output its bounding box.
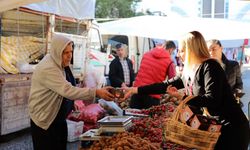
[95,0,141,18]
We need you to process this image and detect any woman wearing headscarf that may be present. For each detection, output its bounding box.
[29,34,114,150]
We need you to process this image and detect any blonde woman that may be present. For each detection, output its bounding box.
[124,31,249,150]
[175,31,249,150]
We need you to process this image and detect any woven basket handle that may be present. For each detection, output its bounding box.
[172,96,195,121]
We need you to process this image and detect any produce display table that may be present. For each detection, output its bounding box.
[78,99,191,150]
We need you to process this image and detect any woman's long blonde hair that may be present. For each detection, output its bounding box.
[180,31,210,77]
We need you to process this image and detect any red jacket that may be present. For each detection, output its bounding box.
[134,47,175,99]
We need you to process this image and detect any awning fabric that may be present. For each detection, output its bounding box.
[0,0,96,20]
[99,15,250,40]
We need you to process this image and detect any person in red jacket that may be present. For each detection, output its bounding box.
[130,40,176,109]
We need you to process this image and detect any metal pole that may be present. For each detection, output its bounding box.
[240,45,244,67]
[211,0,215,18]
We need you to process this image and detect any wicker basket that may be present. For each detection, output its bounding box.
[164,96,221,150]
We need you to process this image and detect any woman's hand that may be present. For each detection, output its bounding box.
[117,87,138,102]
[121,82,128,88]
[96,86,115,101]
[167,85,184,100]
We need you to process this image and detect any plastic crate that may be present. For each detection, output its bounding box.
[67,119,84,142]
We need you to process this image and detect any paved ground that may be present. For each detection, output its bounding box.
[0,64,250,150]
[0,128,79,150]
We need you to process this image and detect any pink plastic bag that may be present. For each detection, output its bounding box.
[68,103,106,123]
[74,100,85,111]
[80,104,105,123]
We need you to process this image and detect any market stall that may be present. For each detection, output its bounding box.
[0,0,100,135]
[71,93,221,150]
[0,8,48,135]
[77,96,185,150]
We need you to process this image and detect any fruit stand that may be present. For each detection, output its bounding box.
[78,97,193,150]
[76,92,223,150]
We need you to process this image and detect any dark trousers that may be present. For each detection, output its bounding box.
[215,121,250,150]
[30,119,67,150]
[129,94,160,109]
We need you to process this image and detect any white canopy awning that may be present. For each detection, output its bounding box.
[99,15,250,40]
[0,0,44,12]
[0,0,96,20]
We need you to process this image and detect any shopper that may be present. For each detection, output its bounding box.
[130,41,176,109]
[28,34,114,150]
[109,43,135,87]
[124,31,249,150]
[207,39,244,105]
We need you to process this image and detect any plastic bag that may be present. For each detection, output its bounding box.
[16,62,37,73]
[80,104,105,123]
[74,100,86,111]
[84,64,106,88]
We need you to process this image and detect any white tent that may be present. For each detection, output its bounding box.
[0,0,45,12]
[99,15,250,41]
[0,0,96,20]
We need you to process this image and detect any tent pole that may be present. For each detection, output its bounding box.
[135,36,140,73]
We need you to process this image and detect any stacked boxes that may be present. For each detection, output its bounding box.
[189,114,221,132]
[180,104,221,133]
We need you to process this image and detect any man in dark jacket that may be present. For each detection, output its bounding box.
[109,43,135,87]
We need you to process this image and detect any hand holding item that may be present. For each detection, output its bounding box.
[164,76,185,89]
[166,85,185,100]
[96,86,115,101]
[235,89,245,98]
[117,87,138,102]
[121,82,128,88]
[109,88,125,98]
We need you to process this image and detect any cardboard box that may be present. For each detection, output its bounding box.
[207,120,222,133]
[190,115,210,130]
[190,114,221,132]
[180,105,202,124]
